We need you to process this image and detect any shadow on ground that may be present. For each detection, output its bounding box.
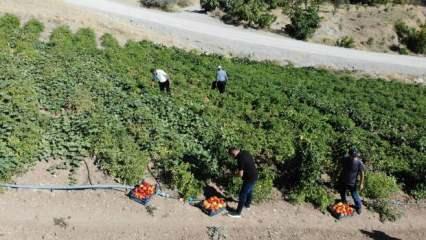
[360,230,401,240]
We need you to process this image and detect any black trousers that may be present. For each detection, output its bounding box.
[159,80,170,93]
[217,81,226,93]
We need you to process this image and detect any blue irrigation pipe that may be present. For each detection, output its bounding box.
[0,183,133,191]
[0,183,205,203]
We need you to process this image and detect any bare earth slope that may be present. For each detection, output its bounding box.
[0,161,425,240]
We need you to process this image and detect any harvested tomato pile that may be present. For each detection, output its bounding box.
[132,181,155,200]
[202,196,225,211]
[331,202,354,216]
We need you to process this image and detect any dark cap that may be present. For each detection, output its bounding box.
[349,147,360,157]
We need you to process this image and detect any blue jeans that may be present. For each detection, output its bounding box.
[340,184,362,210]
[236,181,256,214]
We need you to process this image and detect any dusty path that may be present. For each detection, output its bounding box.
[1,161,426,240]
[64,0,426,78]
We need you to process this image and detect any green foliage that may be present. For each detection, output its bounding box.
[285,6,321,40]
[363,172,399,199]
[395,20,426,54]
[288,133,333,210]
[94,124,149,184]
[336,36,355,48]
[0,14,20,50]
[289,186,333,211]
[200,0,221,11]
[366,199,402,222]
[295,133,330,188]
[253,167,276,202]
[411,184,426,200]
[15,19,44,57]
[202,0,277,28]
[171,162,203,199]
[101,33,120,49]
[140,0,192,10]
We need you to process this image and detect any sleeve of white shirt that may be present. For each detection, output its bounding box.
[152,71,157,81]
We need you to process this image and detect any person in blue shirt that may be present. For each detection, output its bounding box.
[339,147,365,214]
[215,66,228,94]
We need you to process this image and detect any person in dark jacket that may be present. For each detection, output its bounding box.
[339,147,365,214]
[227,147,258,218]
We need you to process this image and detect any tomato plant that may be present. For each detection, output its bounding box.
[0,15,425,207]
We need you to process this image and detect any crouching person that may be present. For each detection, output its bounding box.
[227,147,258,218]
[151,68,171,93]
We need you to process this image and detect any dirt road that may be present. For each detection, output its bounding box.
[64,0,426,78]
[1,0,425,79]
[1,161,426,240]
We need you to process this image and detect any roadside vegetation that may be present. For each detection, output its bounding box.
[198,0,426,55]
[136,1,426,56]
[394,20,426,54]
[335,36,355,48]
[140,0,194,11]
[0,14,425,220]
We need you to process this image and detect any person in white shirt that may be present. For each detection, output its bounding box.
[151,68,171,93]
[216,66,228,94]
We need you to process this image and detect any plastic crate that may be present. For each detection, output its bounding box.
[198,201,226,217]
[202,206,225,217]
[128,190,152,205]
[128,183,155,206]
[328,205,354,220]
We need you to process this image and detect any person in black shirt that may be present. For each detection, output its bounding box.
[227,147,258,218]
[339,147,365,214]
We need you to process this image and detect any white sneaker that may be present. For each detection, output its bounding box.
[227,213,241,218]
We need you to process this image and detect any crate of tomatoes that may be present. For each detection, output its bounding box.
[128,181,156,205]
[329,202,355,219]
[201,196,226,217]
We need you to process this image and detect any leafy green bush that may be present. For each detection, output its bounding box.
[101,33,120,49]
[202,0,277,28]
[200,0,220,11]
[363,172,399,199]
[253,167,276,202]
[140,0,192,10]
[287,133,333,211]
[411,184,426,200]
[336,36,355,48]
[395,20,426,54]
[289,186,333,212]
[94,123,149,184]
[285,6,321,40]
[171,162,203,199]
[0,14,20,49]
[366,199,402,222]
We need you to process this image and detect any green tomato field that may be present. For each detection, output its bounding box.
[0,14,425,210]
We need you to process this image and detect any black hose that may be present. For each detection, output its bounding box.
[83,158,94,185]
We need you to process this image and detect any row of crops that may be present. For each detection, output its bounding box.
[0,14,425,209]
